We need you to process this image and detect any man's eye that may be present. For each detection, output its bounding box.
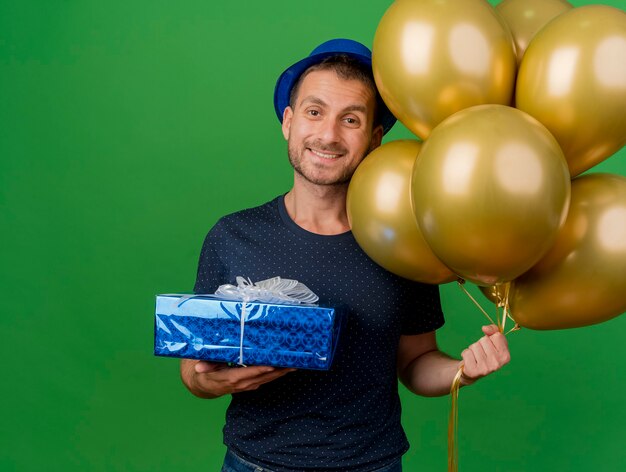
[344,117,358,125]
[308,110,320,116]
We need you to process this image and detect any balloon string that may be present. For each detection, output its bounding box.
[456,280,497,327]
[450,282,521,471]
[505,324,521,336]
[238,301,248,366]
[448,362,464,472]
[494,282,519,336]
[500,282,511,333]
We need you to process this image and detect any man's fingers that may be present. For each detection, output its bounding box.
[478,336,502,370]
[194,361,229,374]
[460,325,512,384]
[210,366,295,393]
[480,329,511,363]
[461,348,477,370]
[480,326,511,362]
[482,324,499,336]
[230,365,281,381]
[489,332,510,355]
[469,342,488,364]
[207,365,294,384]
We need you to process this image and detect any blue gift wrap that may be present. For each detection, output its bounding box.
[154,294,347,370]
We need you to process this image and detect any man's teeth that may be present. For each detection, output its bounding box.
[310,149,340,159]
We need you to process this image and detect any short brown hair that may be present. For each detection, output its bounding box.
[288,54,383,128]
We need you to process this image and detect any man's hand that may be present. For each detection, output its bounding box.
[460,324,510,385]
[180,359,296,399]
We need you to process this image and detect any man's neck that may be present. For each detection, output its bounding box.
[284,176,351,235]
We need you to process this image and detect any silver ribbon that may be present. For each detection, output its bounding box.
[215,276,319,305]
[215,277,319,365]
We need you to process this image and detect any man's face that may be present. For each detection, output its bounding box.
[281,69,383,186]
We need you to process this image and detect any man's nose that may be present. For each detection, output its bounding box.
[318,117,341,143]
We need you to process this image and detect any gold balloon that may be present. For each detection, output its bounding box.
[479,283,509,307]
[373,0,516,140]
[510,174,626,330]
[411,104,570,286]
[516,5,626,177]
[496,0,573,65]
[347,140,456,284]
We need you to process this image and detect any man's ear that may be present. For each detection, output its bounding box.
[281,106,293,141]
[370,124,384,152]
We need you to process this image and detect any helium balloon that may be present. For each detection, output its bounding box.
[479,283,509,307]
[411,104,570,286]
[496,0,573,65]
[516,5,626,177]
[347,140,456,284]
[373,0,516,140]
[510,173,626,330]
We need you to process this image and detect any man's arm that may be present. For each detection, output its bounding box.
[180,359,295,399]
[397,325,510,397]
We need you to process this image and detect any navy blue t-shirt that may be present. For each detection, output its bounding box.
[194,196,444,472]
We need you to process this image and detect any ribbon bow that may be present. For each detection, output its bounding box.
[215,276,319,305]
[213,276,319,365]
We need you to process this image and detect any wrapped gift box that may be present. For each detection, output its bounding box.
[154,294,347,370]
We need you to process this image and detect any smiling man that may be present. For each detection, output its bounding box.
[283,65,381,187]
[280,55,383,235]
[181,39,510,472]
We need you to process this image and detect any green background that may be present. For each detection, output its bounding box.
[1,0,625,470]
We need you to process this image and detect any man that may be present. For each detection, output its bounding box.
[181,39,510,472]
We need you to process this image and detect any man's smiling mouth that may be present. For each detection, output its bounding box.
[309,148,342,159]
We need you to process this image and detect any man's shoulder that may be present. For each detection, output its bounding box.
[213,195,282,230]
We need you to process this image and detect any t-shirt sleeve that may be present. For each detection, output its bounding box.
[193,225,228,294]
[400,282,445,335]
